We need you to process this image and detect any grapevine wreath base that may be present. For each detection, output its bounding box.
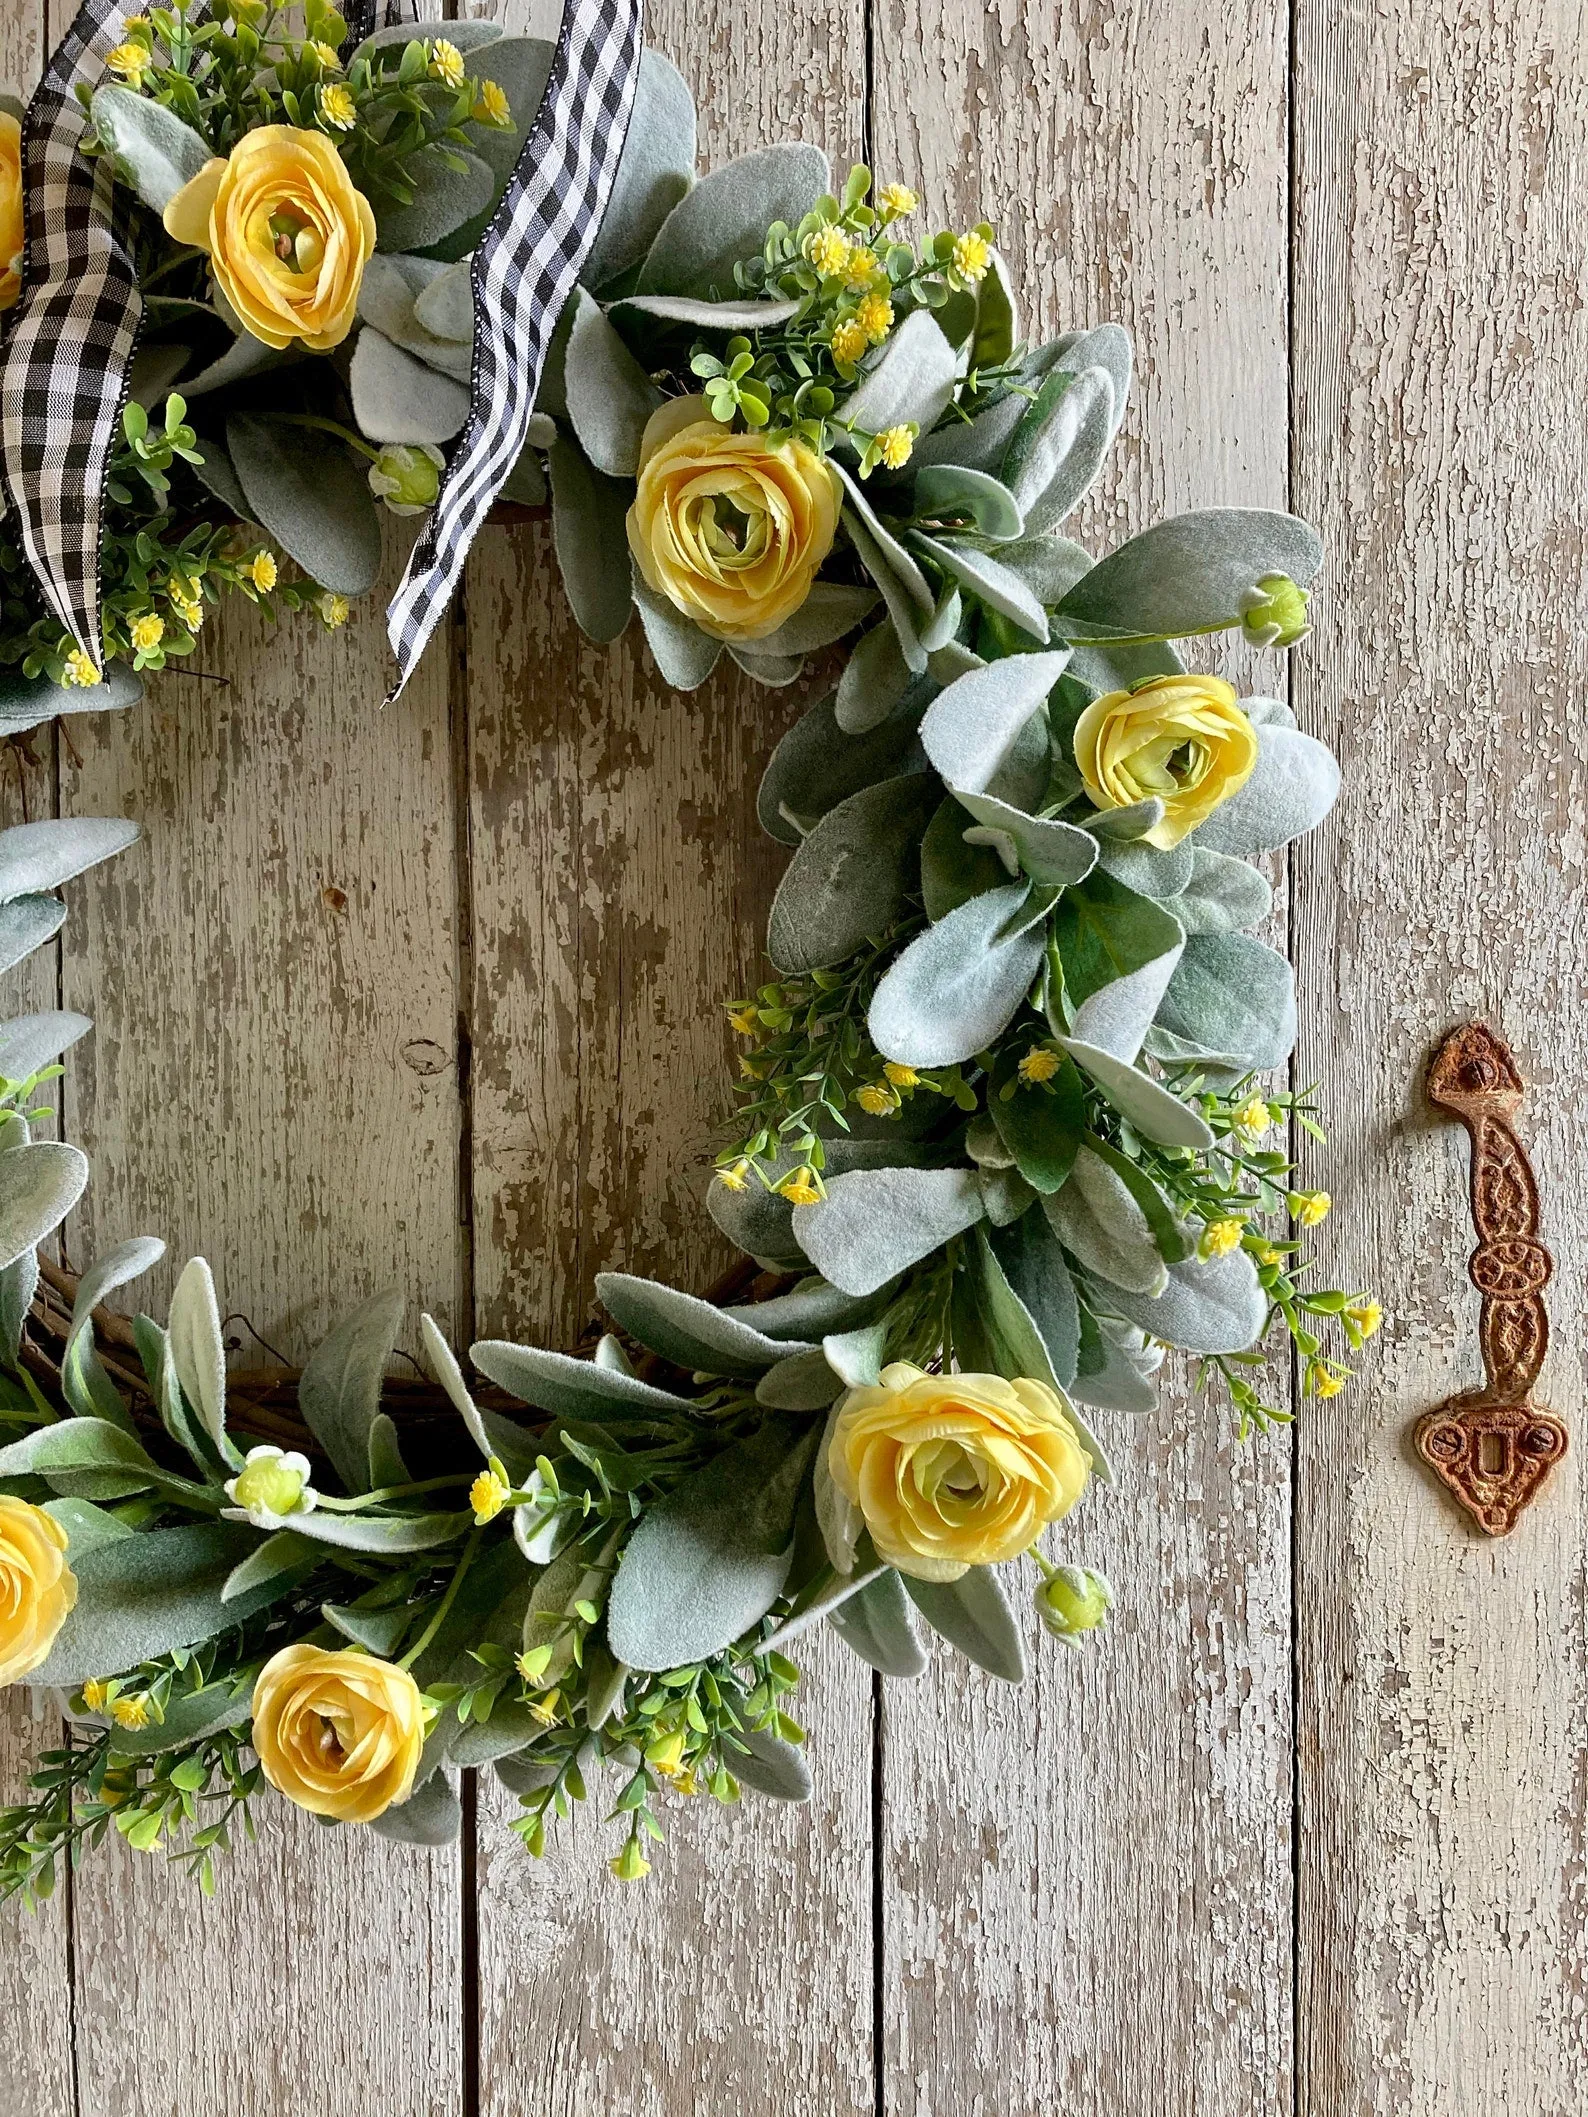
[0,7,1378,1901]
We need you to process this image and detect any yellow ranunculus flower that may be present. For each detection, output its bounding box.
[0,112,23,313]
[162,125,376,352]
[251,1644,425,1823]
[1072,673,1259,849]
[0,1496,77,1685]
[626,397,841,642]
[827,1362,1090,1583]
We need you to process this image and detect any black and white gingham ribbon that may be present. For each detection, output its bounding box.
[383,0,643,699]
[0,0,152,667]
[2,0,642,689]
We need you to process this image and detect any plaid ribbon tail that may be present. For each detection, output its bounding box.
[0,0,148,667]
[383,0,644,702]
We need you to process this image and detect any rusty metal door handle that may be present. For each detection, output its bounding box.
[1414,1022,1567,1535]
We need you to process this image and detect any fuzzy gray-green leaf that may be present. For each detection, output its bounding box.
[298,1285,405,1494]
[595,1272,807,1377]
[606,1416,817,1670]
[767,773,939,974]
[637,143,828,299]
[564,290,664,477]
[547,435,634,644]
[905,1569,1025,1681]
[869,883,1044,1069]
[226,414,382,595]
[792,1165,985,1296]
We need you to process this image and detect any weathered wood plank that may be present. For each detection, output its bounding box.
[1292,4,1588,2109]
[464,4,876,2111]
[868,3,1295,2110]
[56,534,467,2099]
[1,5,80,2107]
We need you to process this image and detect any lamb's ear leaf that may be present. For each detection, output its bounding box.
[547,435,634,645]
[908,534,1050,641]
[904,1568,1025,1682]
[920,797,1007,920]
[839,309,960,437]
[833,623,917,737]
[1172,848,1273,933]
[637,143,830,299]
[868,883,1044,1069]
[30,1522,286,1686]
[1156,931,1297,1071]
[827,1566,927,1677]
[911,463,1023,543]
[595,1272,808,1377]
[375,149,496,253]
[767,773,940,974]
[370,1771,463,1846]
[1094,1246,1270,1355]
[298,1286,405,1494]
[1002,364,1115,531]
[1053,870,1186,1049]
[349,329,471,445]
[0,897,64,979]
[725,1277,894,1343]
[987,1208,1080,1387]
[1057,1039,1216,1150]
[731,1723,814,1803]
[62,1237,166,1436]
[0,817,140,902]
[0,1142,88,1274]
[834,462,935,613]
[970,248,1018,367]
[1189,727,1341,857]
[580,46,696,290]
[917,652,1070,801]
[631,567,721,688]
[841,506,928,672]
[605,1416,817,1670]
[791,1166,985,1297]
[1043,1148,1169,1296]
[469,1339,696,1422]
[1055,508,1323,640]
[564,289,665,477]
[0,1246,37,1367]
[756,1346,845,1410]
[951,790,1098,888]
[165,1256,244,1471]
[90,85,212,212]
[225,413,382,595]
[733,582,878,660]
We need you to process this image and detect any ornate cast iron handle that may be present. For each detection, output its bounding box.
[1414,1023,1567,1535]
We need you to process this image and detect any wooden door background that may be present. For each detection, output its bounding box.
[3,0,1587,2110]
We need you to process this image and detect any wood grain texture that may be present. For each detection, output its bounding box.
[462,5,875,2113]
[56,496,467,2105]
[1292,3,1588,2111]
[868,3,1295,2110]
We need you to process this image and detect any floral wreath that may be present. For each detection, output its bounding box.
[0,4,1378,1902]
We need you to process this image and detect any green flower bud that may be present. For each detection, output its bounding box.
[1239,572,1311,648]
[367,442,445,517]
[1035,1564,1114,1646]
[224,1446,316,1528]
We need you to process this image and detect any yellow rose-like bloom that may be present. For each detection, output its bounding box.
[1072,673,1259,849]
[162,125,376,352]
[428,38,466,88]
[251,1644,425,1823]
[0,1496,77,1685]
[828,1362,1090,1582]
[0,113,21,311]
[626,397,841,642]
